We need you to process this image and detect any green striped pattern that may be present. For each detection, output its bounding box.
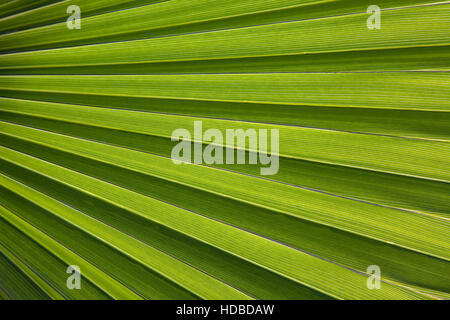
[0,0,449,300]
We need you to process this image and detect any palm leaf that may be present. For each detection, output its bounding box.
[0,0,449,300]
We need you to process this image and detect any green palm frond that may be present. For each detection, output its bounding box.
[0,0,449,300]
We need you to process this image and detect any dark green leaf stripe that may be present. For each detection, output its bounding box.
[2,46,450,74]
